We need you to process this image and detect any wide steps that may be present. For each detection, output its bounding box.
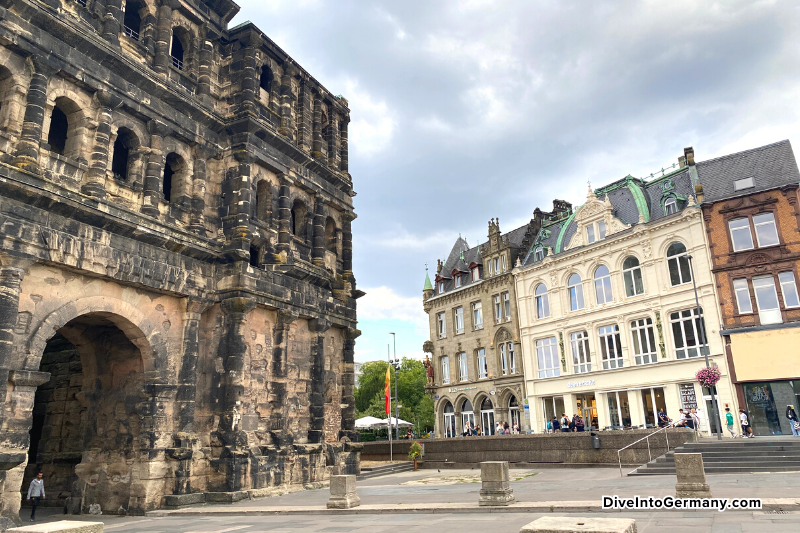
[356,462,414,480]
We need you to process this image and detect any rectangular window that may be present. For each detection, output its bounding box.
[587,225,596,244]
[494,257,500,274]
[753,212,780,247]
[753,275,782,325]
[503,292,511,321]
[441,356,450,384]
[502,255,507,272]
[472,301,483,329]
[779,271,800,308]
[536,337,560,378]
[570,331,591,374]
[437,312,446,338]
[670,308,709,359]
[500,344,508,375]
[508,342,516,374]
[733,278,753,314]
[454,307,464,334]
[729,218,754,252]
[598,324,623,369]
[494,295,502,323]
[454,275,462,288]
[598,220,607,239]
[458,352,468,382]
[472,267,480,281]
[630,317,658,365]
[438,282,444,294]
[477,348,487,379]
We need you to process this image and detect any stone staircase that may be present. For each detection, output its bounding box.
[357,462,415,480]
[630,438,800,476]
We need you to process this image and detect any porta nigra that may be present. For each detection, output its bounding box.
[0,0,361,526]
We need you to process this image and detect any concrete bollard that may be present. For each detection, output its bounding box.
[478,461,515,506]
[9,521,104,533]
[520,517,637,533]
[674,452,712,498]
[326,474,361,509]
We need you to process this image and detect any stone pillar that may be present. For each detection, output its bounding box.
[478,461,514,506]
[102,0,123,46]
[339,117,349,173]
[141,120,169,217]
[339,327,360,441]
[627,391,645,428]
[278,64,296,140]
[82,90,123,198]
[276,174,292,256]
[0,266,24,369]
[326,475,360,509]
[237,32,259,115]
[674,453,712,498]
[220,149,253,258]
[311,194,325,266]
[153,0,174,75]
[327,113,340,170]
[311,89,323,159]
[664,383,682,424]
[196,28,218,102]
[520,517,637,533]
[308,318,330,444]
[296,79,312,151]
[267,310,296,446]
[341,212,354,277]
[189,145,214,235]
[12,58,52,172]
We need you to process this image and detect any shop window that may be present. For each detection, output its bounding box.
[437,312,446,338]
[670,308,709,359]
[598,324,623,369]
[477,348,487,379]
[458,353,468,382]
[666,242,692,286]
[509,396,520,431]
[631,317,658,365]
[535,283,549,319]
[535,337,560,378]
[753,212,780,247]
[594,265,613,305]
[570,331,591,374]
[623,256,644,297]
[733,278,753,314]
[607,390,631,428]
[441,356,450,385]
[454,306,464,334]
[753,275,782,325]
[779,271,800,308]
[729,218,754,252]
[480,397,495,435]
[568,273,585,311]
[460,398,474,429]
[472,301,483,330]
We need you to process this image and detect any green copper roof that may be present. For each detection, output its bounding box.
[554,211,577,254]
[423,265,433,292]
[626,178,650,223]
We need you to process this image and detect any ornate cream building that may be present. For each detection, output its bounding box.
[513,148,736,436]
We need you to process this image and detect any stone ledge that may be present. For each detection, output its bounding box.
[204,492,250,504]
[8,520,103,532]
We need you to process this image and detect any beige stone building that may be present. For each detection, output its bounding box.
[423,206,570,437]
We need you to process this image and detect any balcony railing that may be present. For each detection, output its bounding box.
[123,25,140,41]
[171,56,184,71]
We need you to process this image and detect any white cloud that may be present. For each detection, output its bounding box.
[340,79,397,157]
[358,286,428,327]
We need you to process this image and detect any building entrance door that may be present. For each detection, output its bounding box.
[509,396,520,432]
[461,399,475,433]
[702,386,721,435]
[576,394,597,430]
[480,397,495,435]
[443,402,456,438]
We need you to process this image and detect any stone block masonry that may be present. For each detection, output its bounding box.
[478,461,514,506]
[674,453,712,498]
[0,0,361,526]
[326,475,360,509]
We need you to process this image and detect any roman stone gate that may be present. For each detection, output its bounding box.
[0,0,360,527]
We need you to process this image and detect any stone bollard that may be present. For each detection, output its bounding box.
[326,474,360,509]
[520,517,637,533]
[674,452,712,498]
[8,521,104,533]
[478,461,515,506]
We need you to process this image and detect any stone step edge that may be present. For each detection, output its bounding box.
[146,498,800,516]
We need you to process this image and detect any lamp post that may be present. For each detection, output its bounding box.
[687,254,723,441]
[390,332,401,441]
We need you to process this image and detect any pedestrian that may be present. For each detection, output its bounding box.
[463,421,471,437]
[689,408,700,432]
[786,405,800,437]
[552,416,561,433]
[575,415,585,432]
[724,407,736,438]
[546,419,552,433]
[657,409,670,428]
[674,409,686,427]
[26,471,45,522]
[560,414,570,433]
[503,421,510,434]
[739,409,752,438]
[407,427,413,440]
[496,421,502,435]
[476,425,482,436]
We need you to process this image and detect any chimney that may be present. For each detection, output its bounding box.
[684,146,695,166]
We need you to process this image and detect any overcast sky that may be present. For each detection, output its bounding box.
[233,0,800,363]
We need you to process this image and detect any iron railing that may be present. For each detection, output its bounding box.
[123,25,140,41]
[616,425,675,477]
[171,56,184,70]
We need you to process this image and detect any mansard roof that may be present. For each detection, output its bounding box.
[696,140,800,204]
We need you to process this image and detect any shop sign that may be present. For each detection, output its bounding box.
[448,386,477,393]
[679,383,698,410]
[567,380,595,388]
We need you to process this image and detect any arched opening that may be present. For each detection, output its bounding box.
[249,244,260,267]
[170,30,185,70]
[111,127,137,181]
[47,106,68,155]
[26,313,147,514]
[480,397,495,435]
[325,216,337,254]
[259,66,273,94]
[460,399,474,433]
[443,401,455,438]
[0,65,13,127]
[47,97,82,159]
[291,200,307,239]
[255,179,271,224]
[162,152,186,204]
[509,396,520,433]
[123,0,143,40]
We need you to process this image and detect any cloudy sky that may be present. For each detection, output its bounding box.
[233,0,800,363]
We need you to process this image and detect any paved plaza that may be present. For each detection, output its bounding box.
[19,467,800,532]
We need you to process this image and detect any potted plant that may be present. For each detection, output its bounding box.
[408,441,422,471]
[695,367,721,388]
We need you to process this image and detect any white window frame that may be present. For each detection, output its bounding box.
[598,324,623,369]
[472,301,483,330]
[536,337,560,378]
[570,330,591,374]
[437,312,446,338]
[669,308,709,359]
[494,294,502,323]
[623,256,644,297]
[664,197,677,215]
[594,265,613,305]
[500,343,508,375]
[458,352,468,382]
[438,281,444,294]
[454,274,462,288]
[587,224,596,244]
[502,254,507,272]
[494,257,500,274]
[472,267,480,281]
[729,217,754,252]
[753,275,782,325]
[507,342,516,374]
[477,348,488,379]
[779,271,800,308]
[630,317,658,365]
[534,247,544,261]
[667,242,692,286]
[568,273,585,311]
[441,356,450,384]
[753,212,780,248]
[503,292,511,321]
[598,220,607,239]
[535,283,550,319]
[733,177,754,191]
[733,278,753,314]
[454,306,464,334]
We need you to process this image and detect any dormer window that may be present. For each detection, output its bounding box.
[502,255,507,272]
[438,282,445,293]
[664,197,677,215]
[587,221,607,244]
[534,247,544,261]
[455,275,462,288]
[471,267,480,281]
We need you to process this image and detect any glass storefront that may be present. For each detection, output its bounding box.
[576,394,598,429]
[481,397,495,435]
[744,380,800,436]
[640,387,668,428]
[606,390,631,428]
[542,396,566,431]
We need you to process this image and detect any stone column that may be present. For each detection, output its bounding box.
[220,149,253,258]
[308,318,331,444]
[311,194,325,266]
[101,0,123,46]
[278,64,296,140]
[12,57,53,172]
[296,79,311,151]
[311,89,323,159]
[326,475,360,509]
[267,310,297,446]
[188,145,215,235]
[276,174,292,256]
[674,453,712,498]
[236,32,259,116]
[153,0,174,75]
[339,327,360,441]
[196,28,219,102]
[141,120,169,217]
[0,266,24,370]
[327,113,340,170]
[479,461,515,506]
[627,391,645,428]
[82,90,123,198]
[341,212,354,277]
[339,117,349,173]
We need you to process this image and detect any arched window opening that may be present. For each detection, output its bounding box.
[325,217,337,253]
[163,152,185,204]
[47,106,68,155]
[291,200,307,239]
[0,65,13,123]
[568,273,584,311]
[170,31,185,70]
[664,197,677,215]
[480,397,495,435]
[259,66,273,94]
[461,398,475,432]
[443,401,456,438]
[123,1,142,40]
[249,245,259,268]
[534,283,549,319]
[594,265,613,305]
[111,128,136,181]
[623,256,644,297]
[667,242,691,286]
[509,396,520,432]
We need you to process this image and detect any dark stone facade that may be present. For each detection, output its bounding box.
[0,0,361,526]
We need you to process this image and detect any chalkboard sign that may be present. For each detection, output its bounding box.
[679,383,698,410]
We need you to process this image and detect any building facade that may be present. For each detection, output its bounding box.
[0,0,360,524]
[514,148,735,436]
[423,207,570,438]
[698,140,800,436]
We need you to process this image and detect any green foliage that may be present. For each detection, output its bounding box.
[408,441,422,459]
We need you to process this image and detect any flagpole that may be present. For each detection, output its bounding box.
[387,344,392,463]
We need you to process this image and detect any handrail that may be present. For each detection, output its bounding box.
[617,425,672,477]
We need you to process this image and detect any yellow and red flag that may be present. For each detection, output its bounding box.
[384,365,391,415]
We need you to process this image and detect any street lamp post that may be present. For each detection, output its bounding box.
[687,254,723,441]
[390,332,400,441]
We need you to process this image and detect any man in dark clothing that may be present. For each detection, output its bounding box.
[26,471,45,522]
[552,417,561,432]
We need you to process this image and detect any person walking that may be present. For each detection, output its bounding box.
[552,416,561,433]
[724,407,736,438]
[786,405,800,437]
[657,409,670,428]
[739,409,752,438]
[689,408,700,432]
[560,414,570,433]
[575,415,585,432]
[26,471,45,522]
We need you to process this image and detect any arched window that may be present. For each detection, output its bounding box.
[163,152,186,204]
[623,256,644,297]
[47,97,82,159]
[509,396,520,432]
[260,66,273,94]
[568,273,584,311]
[47,106,68,155]
[123,1,142,40]
[461,399,474,430]
[170,30,185,70]
[249,244,259,268]
[291,200,307,239]
[443,401,455,438]
[664,197,677,215]
[111,128,137,181]
[534,246,544,261]
[480,397,495,435]
[667,242,692,286]
[594,265,613,305]
[325,217,337,253]
[534,283,549,319]
[255,180,271,224]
